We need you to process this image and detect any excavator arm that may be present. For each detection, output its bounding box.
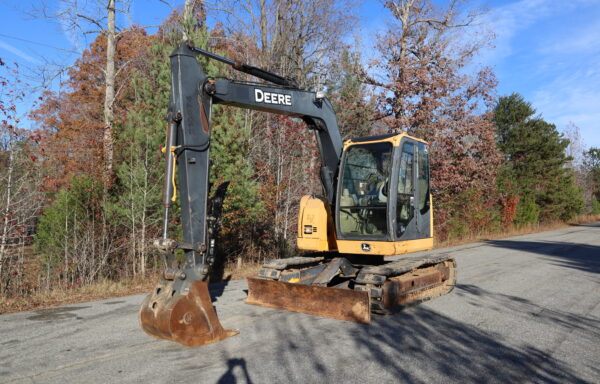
[141,42,343,347]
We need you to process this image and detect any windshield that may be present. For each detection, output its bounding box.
[338,142,392,237]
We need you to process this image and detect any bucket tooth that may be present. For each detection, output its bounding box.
[140,280,238,347]
[246,277,371,324]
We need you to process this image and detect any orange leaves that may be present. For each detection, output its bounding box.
[372,1,500,240]
[500,195,520,227]
[30,29,158,192]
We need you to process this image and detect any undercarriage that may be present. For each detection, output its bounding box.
[247,254,456,323]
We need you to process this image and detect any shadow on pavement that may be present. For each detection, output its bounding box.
[165,297,592,384]
[454,284,600,339]
[209,275,232,302]
[216,358,253,384]
[486,239,600,274]
[569,222,600,228]
[349,306,590,384]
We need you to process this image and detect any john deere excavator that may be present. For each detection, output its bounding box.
[140,42,456,347]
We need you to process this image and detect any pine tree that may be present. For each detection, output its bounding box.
[583,147,600,213]
[114,40,171,276]
[494,93,583,224]
[328,47,373,140]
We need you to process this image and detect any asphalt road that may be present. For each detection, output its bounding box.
[1,223,600,384]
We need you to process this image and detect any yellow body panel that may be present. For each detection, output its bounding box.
[430,193,434,237]
[297,237,329,252]
[336,238,433,256]
[297,195,336,252]
[397,237,434,255]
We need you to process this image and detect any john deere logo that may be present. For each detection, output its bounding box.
[254,89,292,106]
[361,243,371,252]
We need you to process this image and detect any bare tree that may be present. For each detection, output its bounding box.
[34,0,131,191]
[206,0,358,88]
[564,121,585,168]
[104,0,117,190]
[358,0,489,131]
[564,122,595,212]
[0,60,42,295]
[0,125,43,295]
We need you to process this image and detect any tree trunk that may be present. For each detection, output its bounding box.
[182,0,195,41]
[140,143,149,276]
[0,148,14,281]
[259,0,268,54]
[64,209,68,287]
[103,0,116,192]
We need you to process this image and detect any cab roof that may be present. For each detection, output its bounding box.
[343,132,428,150]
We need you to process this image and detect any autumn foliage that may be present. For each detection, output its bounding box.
[0,0,591,301]
[30,28,155,191]
[365,0,502,239]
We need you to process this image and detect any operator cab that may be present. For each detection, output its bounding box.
[334,133,432,253]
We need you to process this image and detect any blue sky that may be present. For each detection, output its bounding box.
[0,0,598,148]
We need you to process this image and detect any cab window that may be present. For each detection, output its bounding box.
[396,142,414,236]
[338,142,392,237]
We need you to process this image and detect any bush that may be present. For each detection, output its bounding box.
[441,188,499,241]
[515,195,540,227]
[35,176,112,287]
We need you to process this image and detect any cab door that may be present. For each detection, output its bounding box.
[392,139,430,241]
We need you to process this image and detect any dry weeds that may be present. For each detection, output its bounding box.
[436,214,600,249]
[2,214,598,315]
[0,277,157,315]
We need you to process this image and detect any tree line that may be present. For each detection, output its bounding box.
[0,0,598,299]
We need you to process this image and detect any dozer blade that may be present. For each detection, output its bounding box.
[140,280,238,347]
[246,277,371,324]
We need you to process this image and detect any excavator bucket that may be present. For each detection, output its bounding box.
[140,280,238,347]
[246,277,371,323]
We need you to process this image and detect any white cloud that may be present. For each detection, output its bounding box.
[481,0,600,148]
[0,40,40,64]
[532,68,600,147]
[58,0,84,52]
[538,22,600,56]
[479,0,551,63]
[480,0,593,64]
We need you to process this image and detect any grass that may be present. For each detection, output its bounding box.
[223,261,264,280]
[436,214,600,249]
[0,277,157,315]
[2,214,598,315]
